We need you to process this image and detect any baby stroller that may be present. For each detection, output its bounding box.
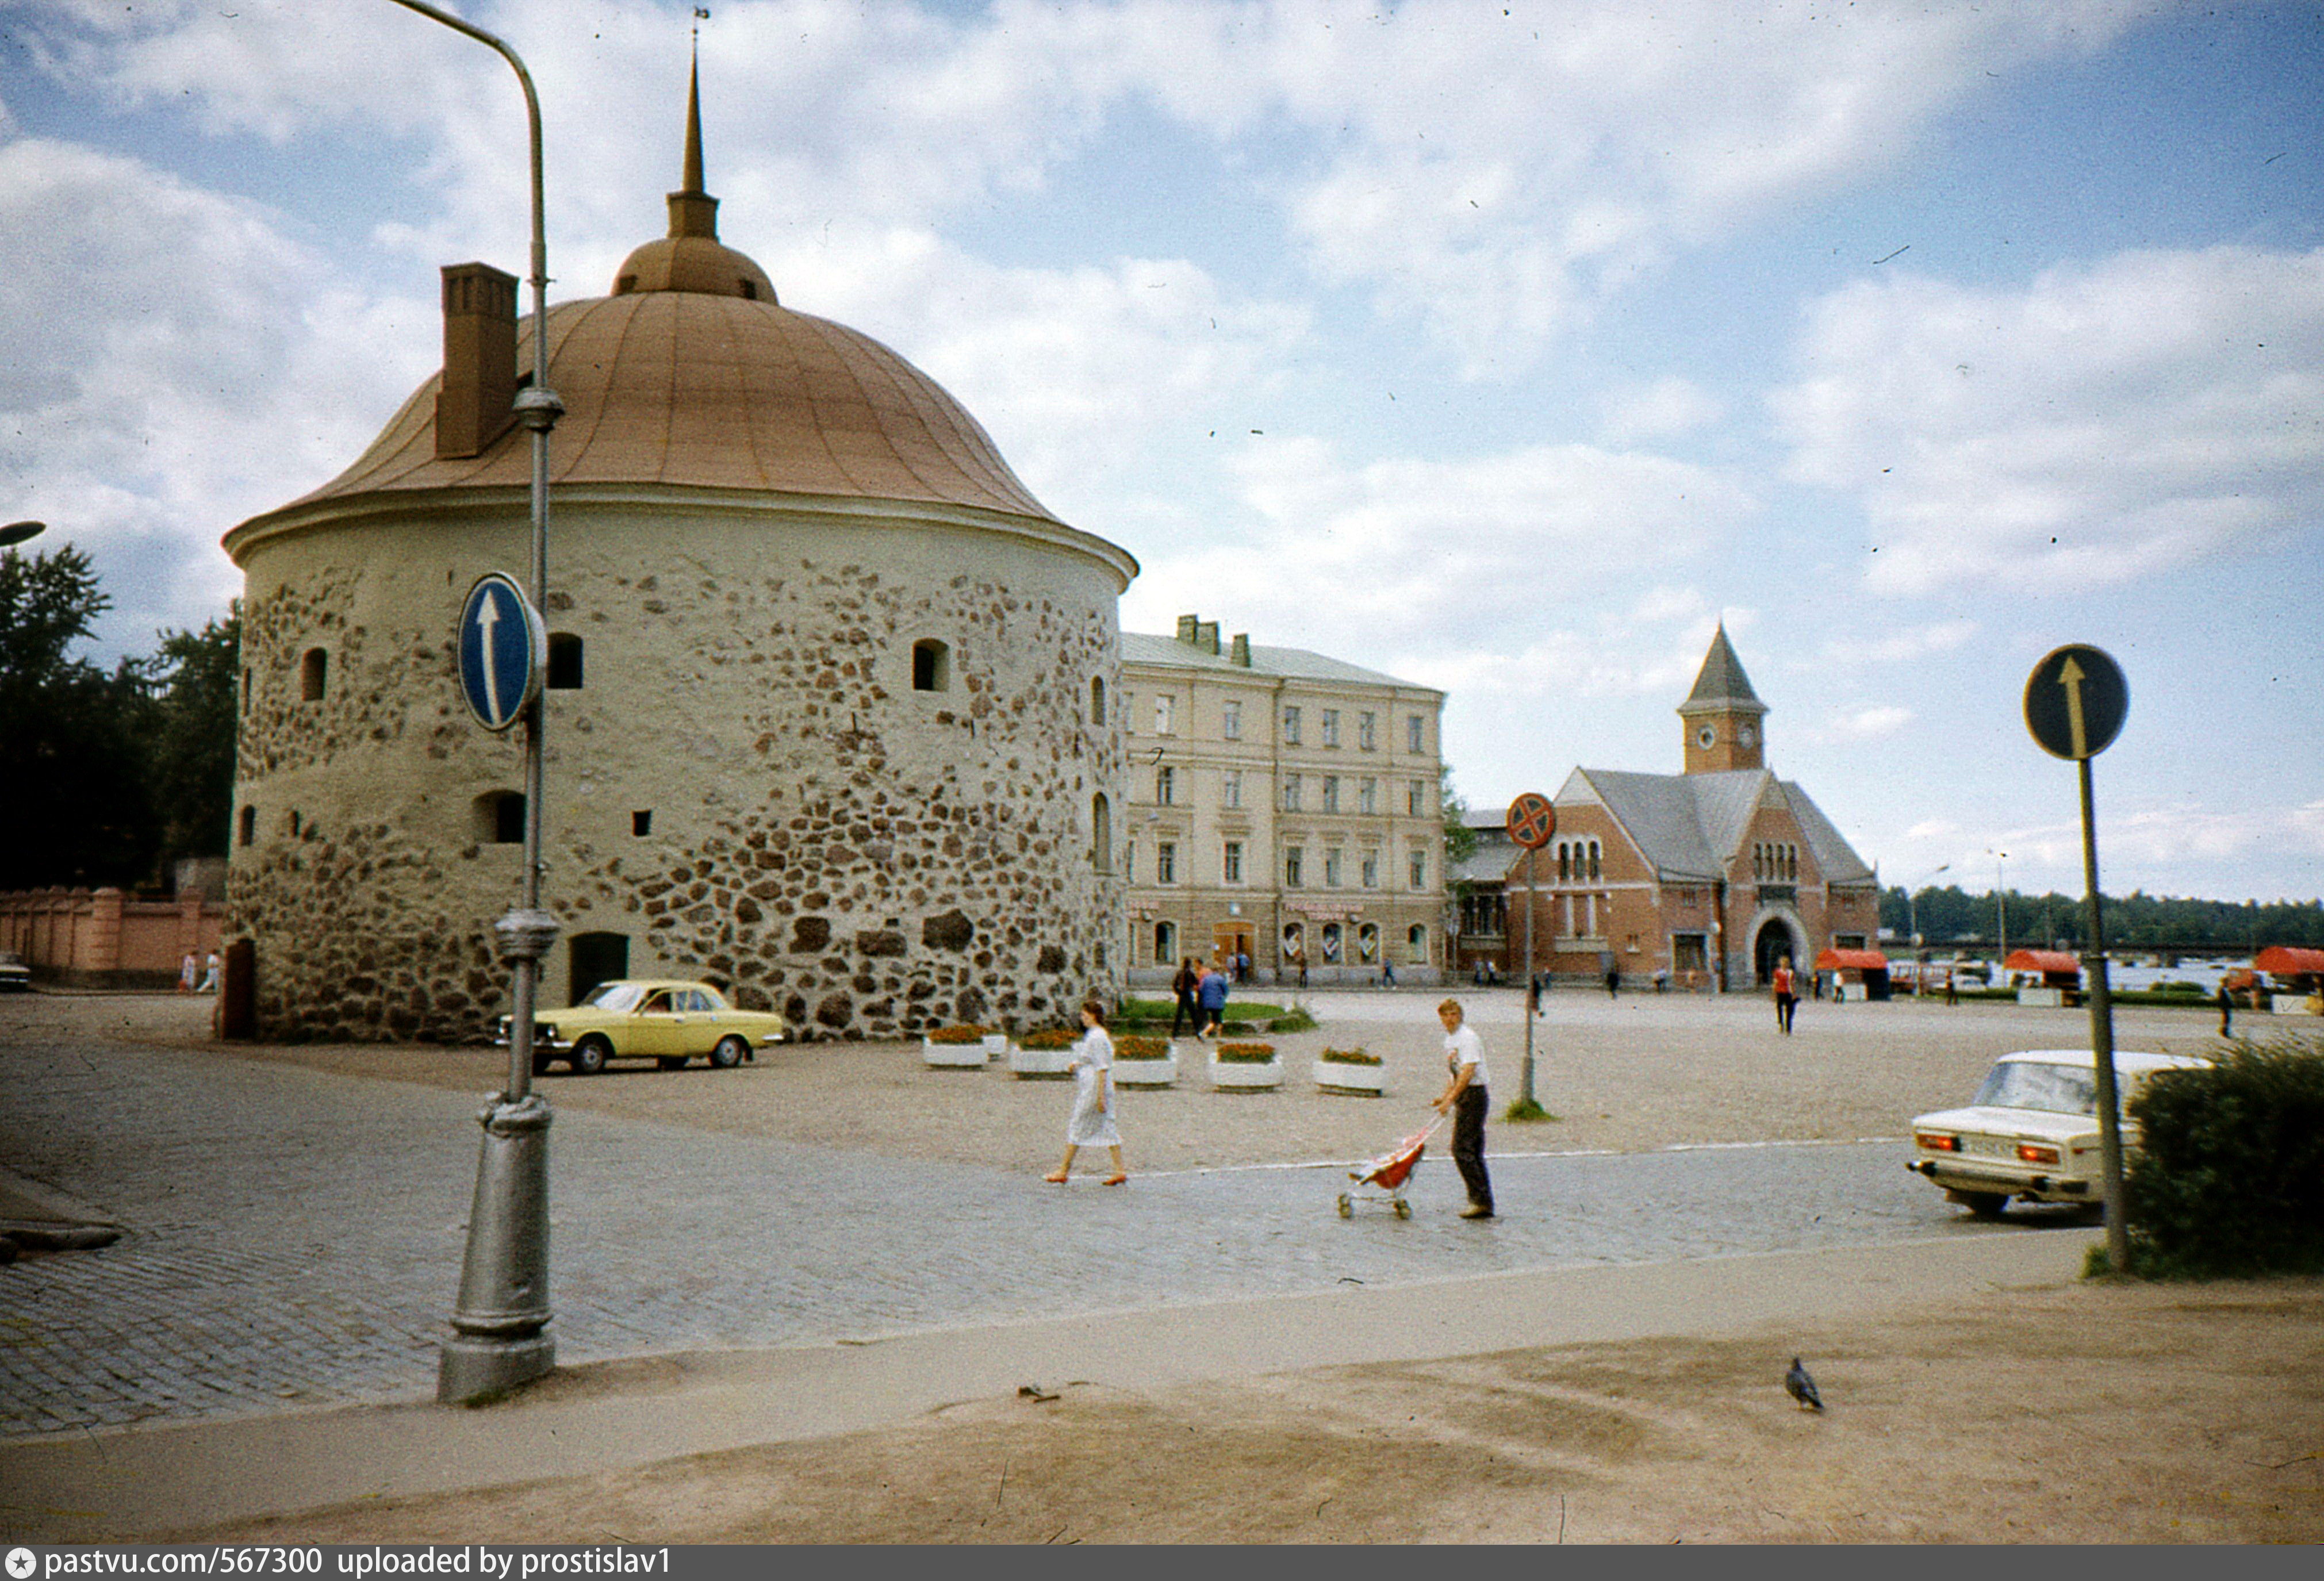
[1337,1116,1444,1219]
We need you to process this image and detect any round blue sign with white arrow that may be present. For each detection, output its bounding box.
[458,573,545,732]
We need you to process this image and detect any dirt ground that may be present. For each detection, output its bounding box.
[182,1276,2324,1544]
[29,990,2324,1543]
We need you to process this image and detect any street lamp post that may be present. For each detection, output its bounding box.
[1905,862,1949,994]
[387,0,566,1405]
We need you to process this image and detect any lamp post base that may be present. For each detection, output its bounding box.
[438,1331,555,1404]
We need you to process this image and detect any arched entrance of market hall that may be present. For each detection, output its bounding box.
[1752,916,1805,988]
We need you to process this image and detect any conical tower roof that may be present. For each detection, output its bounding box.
[1678,623,1766,717]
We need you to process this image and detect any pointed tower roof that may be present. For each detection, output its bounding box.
[1678,623,1766,717]
[609,52,776,302]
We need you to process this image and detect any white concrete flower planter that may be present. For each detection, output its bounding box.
[1210,1053,1283,1091]
[1010,1044,1076,1079]
[1314,1059,1386,1096]
[1114,1047,1179,1088]
[982,1033,1011,1060]
[2018,986,2066,1008]
[922,1037,987,1069]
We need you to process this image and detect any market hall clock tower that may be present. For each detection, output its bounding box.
[1678,623,1768,774]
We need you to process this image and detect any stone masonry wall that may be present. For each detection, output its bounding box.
[229,498,1126,1044]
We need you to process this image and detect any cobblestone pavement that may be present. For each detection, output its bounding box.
[0,1026,2046,1439]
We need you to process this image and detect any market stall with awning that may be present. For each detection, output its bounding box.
[1815,946,1890,1001]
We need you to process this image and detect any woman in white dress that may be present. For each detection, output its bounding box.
[1044,1000,1127,1185]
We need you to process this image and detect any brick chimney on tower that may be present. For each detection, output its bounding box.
[436,262,519,460]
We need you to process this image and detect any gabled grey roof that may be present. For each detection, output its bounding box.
[1555,765,1873,886]
[1120,631,1436,694]
[1452,823,1516,886]
[1787,783,1877,885]
[1679,624,1766,715]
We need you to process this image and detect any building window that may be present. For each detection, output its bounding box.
[1362,851,1378,888]
[1284,846,1304,888]
[1558,842,1571,882]
[1282,705,1301,745]
[1090,677,1106,726]
[1224,841,1243,883]
[1154,920,1176,965]
[1589,841,1602,880]
[632,810,653,836]
[1409,849,1427,888]
[1324,847,1343,887]
[1125,840,1136,882]
[1409,923,1427,961]
[1407,780,1425,817]
[1359,711,1376,751]
[912,639,949,692]
[300,647,327,702]
[1123,693,1135,734]
[1222,699,1241,740]
[1222,770,1242,809]
[1406,715,1424,754]
[1157,842,1178,883]
[1321,776,1340,813]
[1153,694,1176,735]
[1321,709,1340,747]
[474,791,524,845]
[1156,765,1175,805]
[1359,778,1377,815]
[547,633,584,690]
[238,804,255,846]
[1091,793,1111,872]
[1282,773,1302,812]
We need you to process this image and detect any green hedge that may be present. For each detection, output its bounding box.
[2118,1041,2324,1279]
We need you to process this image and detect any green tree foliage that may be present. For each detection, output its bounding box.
[1440,764,1477,867]
[1880,883,2324,950]
[0,546,240,891]
[2118,1042,2324,1279]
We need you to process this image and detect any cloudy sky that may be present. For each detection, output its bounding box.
[4,0,2320,906]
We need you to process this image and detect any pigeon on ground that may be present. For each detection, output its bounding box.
[1785,1357,1824,1412]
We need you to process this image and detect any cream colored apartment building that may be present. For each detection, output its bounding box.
[1119,616,1447,987]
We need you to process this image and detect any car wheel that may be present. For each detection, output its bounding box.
[657,1056,689,1071]
[1960,1191,2009,1219]
[710,1035,748,1069]
[572,1035,611,1076]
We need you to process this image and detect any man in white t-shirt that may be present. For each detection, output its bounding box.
[1432,998,1494,1219]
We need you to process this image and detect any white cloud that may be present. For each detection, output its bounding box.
[1598,377,1725,444]
[1803,705,1914,746]
[29,0,2152,377]
[0,137,432,654]
[1774,245,2324,594]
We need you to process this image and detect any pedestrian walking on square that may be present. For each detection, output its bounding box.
[198,950,221,993]
[1432,999,1494,1219]
[1170,957,1201,1038]
[1773,956,1798,1034]
[1196,961,1230,1039]
[2216,982,2233,1038]
[177,953,199,993]
[1045,1000,1125,1185]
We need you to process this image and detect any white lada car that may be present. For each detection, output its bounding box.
[1907,1048,2210,1218]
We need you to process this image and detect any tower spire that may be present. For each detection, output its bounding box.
[665,29,719,241]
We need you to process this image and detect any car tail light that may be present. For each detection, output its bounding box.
[2016,1143,2061,1165]
[1916,1133,1959,1152]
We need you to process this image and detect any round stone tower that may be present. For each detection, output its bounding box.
[223,78,1134,1042]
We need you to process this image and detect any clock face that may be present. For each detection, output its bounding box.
[1738,724,1756,747]
[1697,725,1716,751]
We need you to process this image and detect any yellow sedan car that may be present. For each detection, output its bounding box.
[500,979,785,1074]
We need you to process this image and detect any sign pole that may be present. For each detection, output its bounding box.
[2023,642,2131,1275]
[1522,843,1537,1110]
[2078,754,2129,1273]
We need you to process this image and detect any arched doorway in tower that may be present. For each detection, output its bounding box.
[1752,918,1801,988]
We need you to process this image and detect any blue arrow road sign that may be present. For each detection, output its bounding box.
[459,573,544,732]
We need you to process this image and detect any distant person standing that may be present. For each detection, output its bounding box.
[1604,965,1620,998]
[2216,982,2234,1038]
[1773,956,1798,1034]
[198,950,221,993]
[1432,999,1494,1220]
[1196,961,1230,1039]
[1381,957,1397,989]
[177,953,200,994]
[1170,957,1201,1038]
